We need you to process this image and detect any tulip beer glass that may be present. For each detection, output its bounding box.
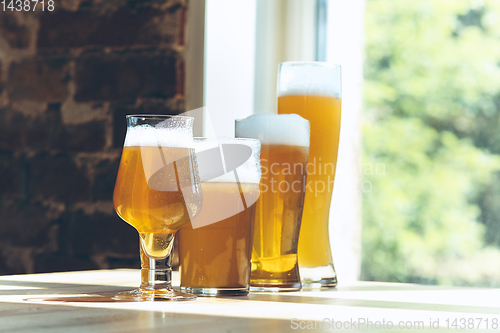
[113,115,202,301]
[236,114,310,291]
[277,62,341,288]
[178,138,261,296]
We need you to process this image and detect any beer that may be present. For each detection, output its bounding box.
[277,62,341,287]
[178,137,261,295]
[236,113,309,290]
[278,95,341,267]
[113,126,201,260]
[178,182,259,289]
[112,115,201,301]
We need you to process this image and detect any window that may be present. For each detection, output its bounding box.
[193,0,500,287]
[362,0,500,286]
[195,0,364,282]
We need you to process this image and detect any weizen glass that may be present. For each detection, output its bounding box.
[178,138,261,296]
[277,62,341,288]
[236,114,310,291]
[113,115,202,301]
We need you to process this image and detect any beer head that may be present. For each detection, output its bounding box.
[277,62,341,98]
[117,115,202,226]
[235,113,310,148]
[123,115,197,193]
[124,115,194,148]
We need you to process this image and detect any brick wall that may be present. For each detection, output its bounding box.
[0,0,188,274]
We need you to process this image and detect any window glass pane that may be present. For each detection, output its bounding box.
[326,0,364,282]
[204,0,257,137]
[363,0,500,286]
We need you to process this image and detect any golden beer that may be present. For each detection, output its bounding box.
[277,62,341,287]
[278,95,341,267]
[178,182,259,290]
[251,144,308,289]
[236,113,309,291]
[114,146,200,259]
[178,137,261,296]
[112,115,200,301]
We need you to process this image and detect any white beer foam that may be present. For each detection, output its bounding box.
[279,87,340,98]
[124,125,194,148]
[277,62,341,98]
[235,113,310,148]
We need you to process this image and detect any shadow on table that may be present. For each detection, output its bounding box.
[1,279,499,315]
[24,293,132,303]
[0,279,133,302]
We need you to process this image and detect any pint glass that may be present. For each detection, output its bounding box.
[277,62,341,287]
[236,114,309,291]
[178,138,261,296]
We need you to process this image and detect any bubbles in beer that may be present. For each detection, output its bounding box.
[235,113,310,148]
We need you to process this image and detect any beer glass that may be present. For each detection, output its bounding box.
[236,114,309,291]
[113,115,202,301]
[178,138,261,296]
[277,62,341,288]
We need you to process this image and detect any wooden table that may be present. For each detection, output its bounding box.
[0,269,498,332]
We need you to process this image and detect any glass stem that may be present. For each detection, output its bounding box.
[140,240,173,291]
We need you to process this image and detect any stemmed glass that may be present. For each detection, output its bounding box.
[113,115,202,301]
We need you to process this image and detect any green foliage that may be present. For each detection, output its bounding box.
[362,0,500,285]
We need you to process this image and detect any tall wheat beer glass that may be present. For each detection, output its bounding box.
[113,115,202,301]
[236,114,309,291]
[277,62,341,288]
[178,138,261,296]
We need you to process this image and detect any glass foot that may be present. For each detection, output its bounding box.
[180,286,248,296]
[249,282,302,292]
[300,263,338,289]
[113,287,197,302]
[249,278,301,292]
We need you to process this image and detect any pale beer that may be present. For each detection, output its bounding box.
[179,182,259,290]
[236,114,310,291]
[277,62,341,287]
[114,145,199,259]
[112,115,201,301]
[178,138,261,296]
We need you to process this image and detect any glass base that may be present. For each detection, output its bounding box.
[250,282,301,292]
[113,287,197,302]
[180,286,248,297]
[300,263,338,289]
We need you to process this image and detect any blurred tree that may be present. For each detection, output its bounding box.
[362,0,500,285]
